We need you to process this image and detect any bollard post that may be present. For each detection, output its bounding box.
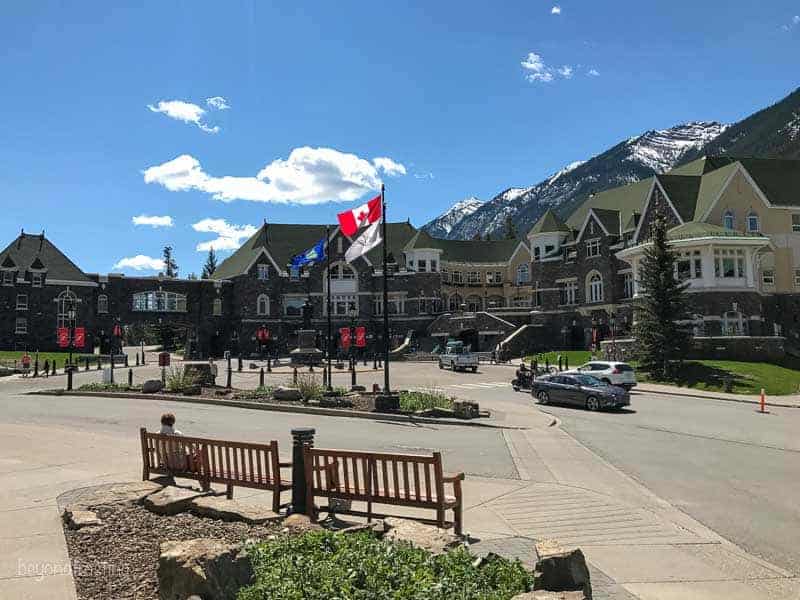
[52,361,57,376]
[97,358,101,371]
[558,355,563,372]
[85,357,90,371]
[259,368,265,387]
[565,356,569,371]
[161,367,166,385]
[363,356,367,367]
[351,365,357,388]
[128,368,133,387]
[66,366,73,391]
[289,427,315,514]
[309,364,314,373]
[141,341,146,365]
[226,355,232,389]
[238,356,243,372]
[378,357,382,368]
[322,367,328,387]
[110,354,115,383]
[293,367,298,384]
[33,358,39,378]
[124,354,129,368]
[135,353,140,367]
[267,357,272,372]
[373,354,378,370]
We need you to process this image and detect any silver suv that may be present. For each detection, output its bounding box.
[569,361,637,390]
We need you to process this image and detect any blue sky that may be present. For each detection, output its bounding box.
[1,1,799,276]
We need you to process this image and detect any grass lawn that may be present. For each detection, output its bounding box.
[639,359,800,396]
[523,350,592,368]
[0,351,96,369]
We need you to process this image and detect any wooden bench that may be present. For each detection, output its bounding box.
[139,428,292,512]
[303,447,464,535]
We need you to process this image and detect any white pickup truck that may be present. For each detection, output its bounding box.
[438,342,479,372]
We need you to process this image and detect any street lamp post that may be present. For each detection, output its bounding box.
[67,306,76,366]
[610,312,617,360]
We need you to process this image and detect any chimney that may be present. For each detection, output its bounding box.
[39,231,45,251]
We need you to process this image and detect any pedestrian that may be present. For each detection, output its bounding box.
[490,348,497,364]
[159,412,182,435]
[21,352,31,377]
[159,413,190,473]
[42,359,49,378]
[208,357,218,384]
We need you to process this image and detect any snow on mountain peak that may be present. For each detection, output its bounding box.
[422,196,483,236]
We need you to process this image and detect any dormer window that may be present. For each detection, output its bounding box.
[257,264,269,281]
[2,270,14,286]
[723,211,735,230]
[32,273,43,287]
[747,213,760,233]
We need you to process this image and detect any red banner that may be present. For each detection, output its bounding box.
[256,327,270,343]
[57,327,70,348]
[355,326,366,347]
[73,327,86,349]
[339,327,351,349]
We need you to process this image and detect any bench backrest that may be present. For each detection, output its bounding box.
[305,447,445,506]
[140,428,282,488]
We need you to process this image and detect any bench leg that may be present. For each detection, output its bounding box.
[226,484,233,500]
[454,502,463,536]
[272,490,281,514]
[142,465,149,482]
[436,507,445,530]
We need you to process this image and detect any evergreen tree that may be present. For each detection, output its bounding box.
[201,248,218,279]
[162,246,178,278]
[503,216,516,239]
[632,214,690,379]
[483,233,492,241]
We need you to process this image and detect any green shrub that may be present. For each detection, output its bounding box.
[78,382,140,392]
[233,386,274,400]
[164,366,198,393]
[294,373,324,401]
[399,390,454,412]
[238,531,532,600]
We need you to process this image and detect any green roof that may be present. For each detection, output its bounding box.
[590,208,621,236]
[737,158,800,207]
[528,209,571,235]
[668,156,737,176]
[692,161,739,220]
[567,177,654,232]
[0,233,92,283]
[623,212,640,232]
[667,222,769,240]
[405,230,522,263]
[656,175,701,222]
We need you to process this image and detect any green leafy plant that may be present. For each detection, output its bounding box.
[78,382,141,392]
[164,366,199,393]
[238,531,532,600]
[233,386,274,400]
[294,373,324,402]
[399,390,454,412]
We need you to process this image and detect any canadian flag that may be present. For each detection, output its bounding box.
[337,194,381,237]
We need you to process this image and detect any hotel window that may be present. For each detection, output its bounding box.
[762,270,775,286]
[257,264,269,281]
[15,317,27,334]
[331,263,355,280]
[132,291,187,312]
[747,213,760,233]
[417,260,427,273]
[16,294,28,310]
[586,239,601,258]
[516,263,530,285]
[2,270,14,285]
[257,294,269,316]
[212,298,222,316]
[97,294,108,314]
[32,272,43,287]
[793,214,800,233]
[795,269,800,287]
[675,251,702,280]
[373,295,404,315]
[440,267,450,283]
[587,272,603,303]
[544,245,555,257]
[284,297,305,316]
[512,295,531,308]
[723,211,735,230]
[533,247,541,262]
[714,249,745,278]
[430,259,438,272]
[623,273,634,299]
[559,281,577,305]
[332,295,357,316]
[451,271,463,284]
[289,266,300,280]
[532,288,543,307]
[467,271,480,284]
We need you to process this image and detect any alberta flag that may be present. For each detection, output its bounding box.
[290,237,326,268]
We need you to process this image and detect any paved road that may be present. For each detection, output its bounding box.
[535,390,800,576]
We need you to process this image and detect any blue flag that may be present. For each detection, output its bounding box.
[290,238,326,268]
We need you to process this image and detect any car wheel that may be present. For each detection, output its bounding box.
[439,361,444,369]
[538,391,549,405]
[471,366,477,373]
[586,396,600,411]
[513,385,520,392]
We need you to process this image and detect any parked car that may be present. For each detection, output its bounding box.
[568,361,637,389]
[438,341,479,372]
[531,373,631,411]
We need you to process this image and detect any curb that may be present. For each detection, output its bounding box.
[635,386,800,409]
[28,390,526,430]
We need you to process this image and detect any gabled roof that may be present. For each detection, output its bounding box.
[0,233,91,282]
[567,177,654,232]
[623,212,640,232]
[528,209,571,236]
[656,175,701,222]
[668,156,737,176]
[590,208,621,236]
[692,161,740,220]
[737,158,800,207]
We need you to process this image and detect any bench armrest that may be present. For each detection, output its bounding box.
[442,472,465,483]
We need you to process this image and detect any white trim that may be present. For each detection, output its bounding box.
[508,240,531,263]
[653,178,686,226]
[45,279,97,287]
[243,248,285,278]
[575,209,610,243]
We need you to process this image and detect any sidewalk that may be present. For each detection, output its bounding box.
[635,382,800,408]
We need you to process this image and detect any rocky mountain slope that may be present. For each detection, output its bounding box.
[422,197,483,238]
[423,86,800,240]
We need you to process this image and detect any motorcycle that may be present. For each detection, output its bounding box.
[511,366,533,392]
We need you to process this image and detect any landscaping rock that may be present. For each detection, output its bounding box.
[143,486,208,516]
[157,538,253,600]
[142,379,164,394]
[338,520,386,537]
[272,386,302,401]
[383,517,462,554]
[182,384,202,396]
[57,481,164,511]
[62,508,102,530]
[534,540,592,599]
[281,513,323,533]
[189,496,281,525]
[417,408,457,419]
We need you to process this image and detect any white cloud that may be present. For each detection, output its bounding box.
[113,255,165,271]
[557,65,574,79]
[794,15,800,24]
[521,52,554,82]
[414,172,435,180]
[588,68,601,77]
[192,219,258,252]
[372,157,407,176]
[147,99,220,134]
[132,214,174,228]
[206,96,231,110]
[143,146,405,205]
[551,5,561,14]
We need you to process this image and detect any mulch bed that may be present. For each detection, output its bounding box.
[63,502,281,600]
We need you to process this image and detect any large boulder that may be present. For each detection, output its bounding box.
[189,496,281,525]
[62,508,102,530]
[142,379,164,394]
[534,540,591,599]
[281,513,323,534]
[383,517,462,554]
[157,538,253,600]
[57,481,163,511]
[143,486,207,516]
[272,386,302,401]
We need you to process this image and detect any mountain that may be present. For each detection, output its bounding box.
[425,122,727,240]
[422,196,484,238]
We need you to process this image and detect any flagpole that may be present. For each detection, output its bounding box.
[381,183,390,393]
[326,225,332,391]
